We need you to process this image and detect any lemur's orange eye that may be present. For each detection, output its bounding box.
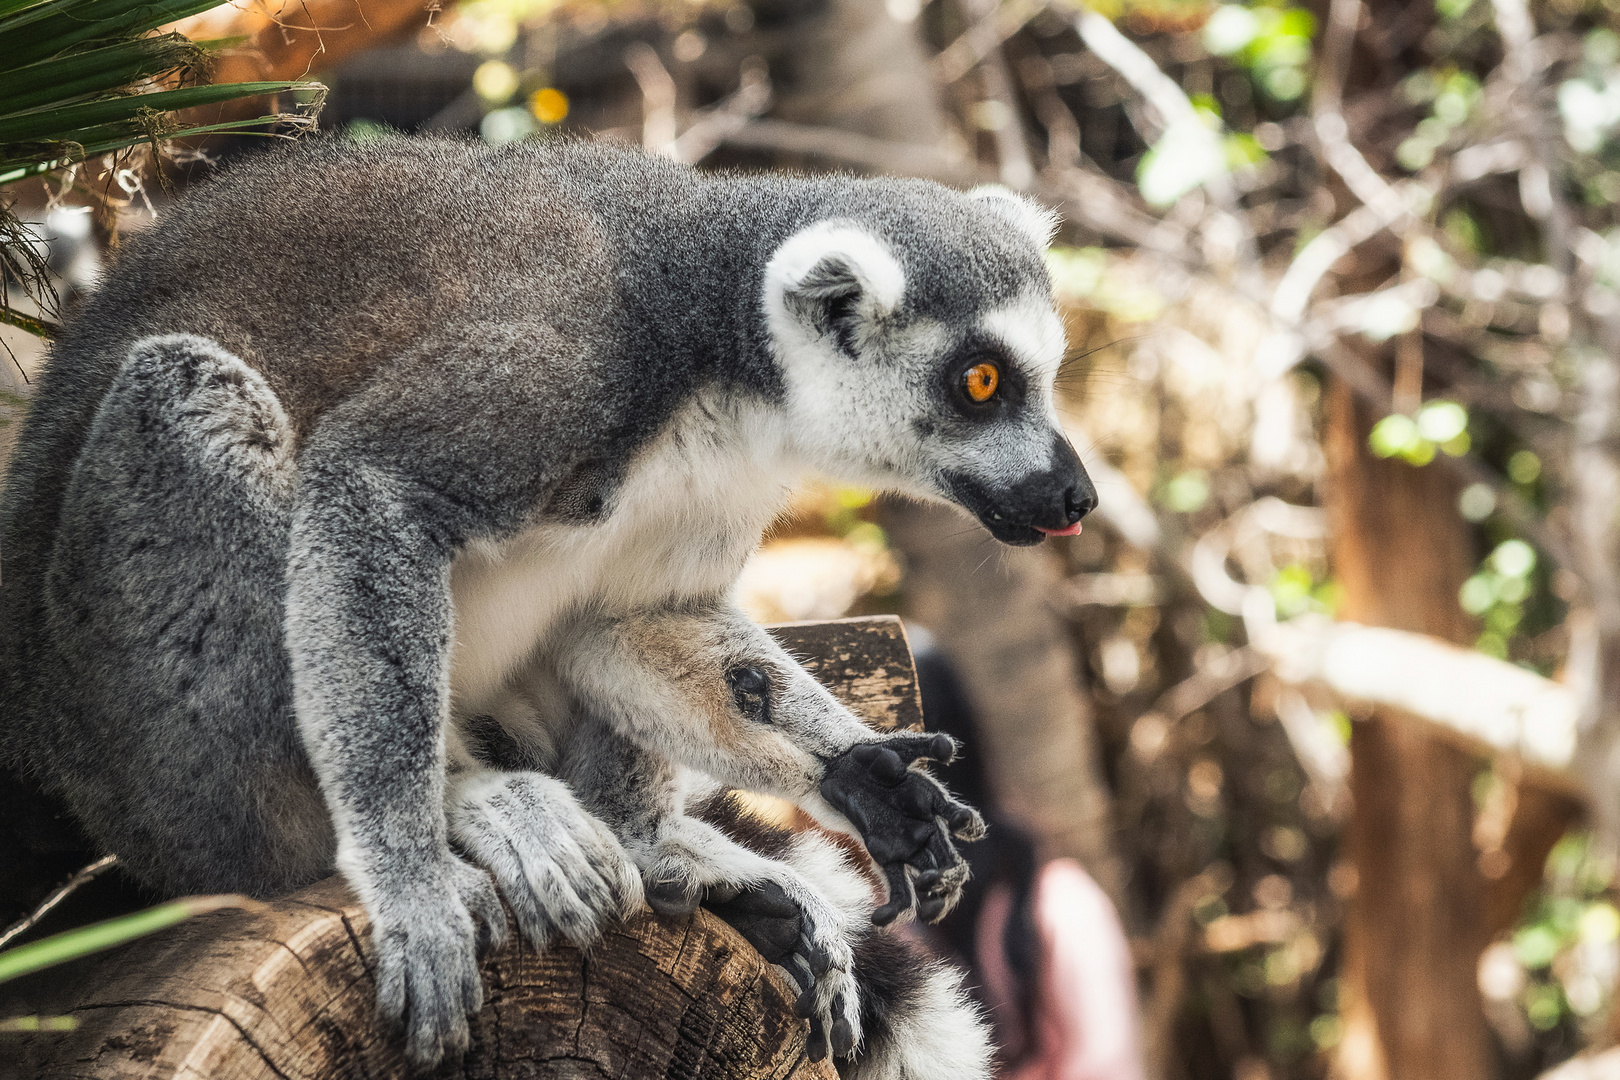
[963,362,1000,403]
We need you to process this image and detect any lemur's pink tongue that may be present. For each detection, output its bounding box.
[1035,522,1083,537]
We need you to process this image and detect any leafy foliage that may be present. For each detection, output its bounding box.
[0,0,326,338]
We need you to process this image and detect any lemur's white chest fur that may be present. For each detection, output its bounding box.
[447,394,797,715]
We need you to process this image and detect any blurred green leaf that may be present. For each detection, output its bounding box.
[0,895,259,985]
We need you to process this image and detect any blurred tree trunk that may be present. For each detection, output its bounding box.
[1325,379,1490,1080]
[1325,382,1580,1080]
[762,0,959,150]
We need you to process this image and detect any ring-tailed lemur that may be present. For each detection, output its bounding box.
[0,136,1095,1066]
[17,326,981,1064]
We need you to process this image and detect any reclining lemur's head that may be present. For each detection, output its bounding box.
[560,602,889,800]
[762,185,1096,546]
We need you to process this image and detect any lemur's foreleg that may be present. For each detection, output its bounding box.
[552,604,985,925]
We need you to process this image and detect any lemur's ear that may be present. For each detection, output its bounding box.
[968,186,1060,248]
[765,222,904,356]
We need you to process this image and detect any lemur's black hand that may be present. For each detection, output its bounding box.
[703,881,855,1060]
[818,732,986,926]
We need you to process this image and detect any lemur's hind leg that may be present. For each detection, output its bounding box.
[696,794,993,1080]
[41,334,331,898]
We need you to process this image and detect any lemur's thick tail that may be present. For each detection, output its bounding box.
[839,931,992,1080]
[698,794,993,1080]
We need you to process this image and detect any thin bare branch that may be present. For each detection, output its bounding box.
[0,855,120,951]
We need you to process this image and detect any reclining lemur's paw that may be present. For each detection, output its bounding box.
[371,856,506,1070]
[705,880,862,1062]
[818,732,985,926]
[449,771,643,950]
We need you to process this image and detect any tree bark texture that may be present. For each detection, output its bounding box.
[2,877,834,1080]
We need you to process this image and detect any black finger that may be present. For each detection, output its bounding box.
[848,743,883,767]
[881,731,942,763]
[645,876,702,916]
[916,888,948,923]
[831,996,854,1057]
[872,861,915,926]
[867,746,907,785]
[786,954,816,1000]
[799,931,832,978]
[947,802,984,837]
[807,1016,829,1062]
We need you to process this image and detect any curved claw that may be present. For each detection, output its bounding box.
[788,956,817,1010]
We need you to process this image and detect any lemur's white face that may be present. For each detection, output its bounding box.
[561,605,880,799]
[762,190,1096,545]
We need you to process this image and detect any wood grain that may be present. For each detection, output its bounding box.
[767,615,922,733]
[3,877,835,1080]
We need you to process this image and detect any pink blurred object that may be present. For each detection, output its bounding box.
[976,859,1144,1080]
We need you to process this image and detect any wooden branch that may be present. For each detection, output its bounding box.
[1257,613,1581,789]
[767,615,923,733]
[2,616,917,1078]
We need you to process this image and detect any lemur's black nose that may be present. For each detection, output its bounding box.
[1064,481,1098,524]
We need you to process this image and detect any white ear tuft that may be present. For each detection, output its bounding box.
[765,222,905,318]
[968,185,1061,248]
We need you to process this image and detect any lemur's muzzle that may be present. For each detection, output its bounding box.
[944,434,1097,546]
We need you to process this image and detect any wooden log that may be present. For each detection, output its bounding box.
[768,615,922,733]
[2,877,834,1080]
[2,616,917,1079]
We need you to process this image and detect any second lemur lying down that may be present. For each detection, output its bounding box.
[461,689,993,1080]
[451,600,987,1065]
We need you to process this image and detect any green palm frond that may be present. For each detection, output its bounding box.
[0,0,329,340]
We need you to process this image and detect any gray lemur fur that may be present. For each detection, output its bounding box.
[0,136,1094,1067]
